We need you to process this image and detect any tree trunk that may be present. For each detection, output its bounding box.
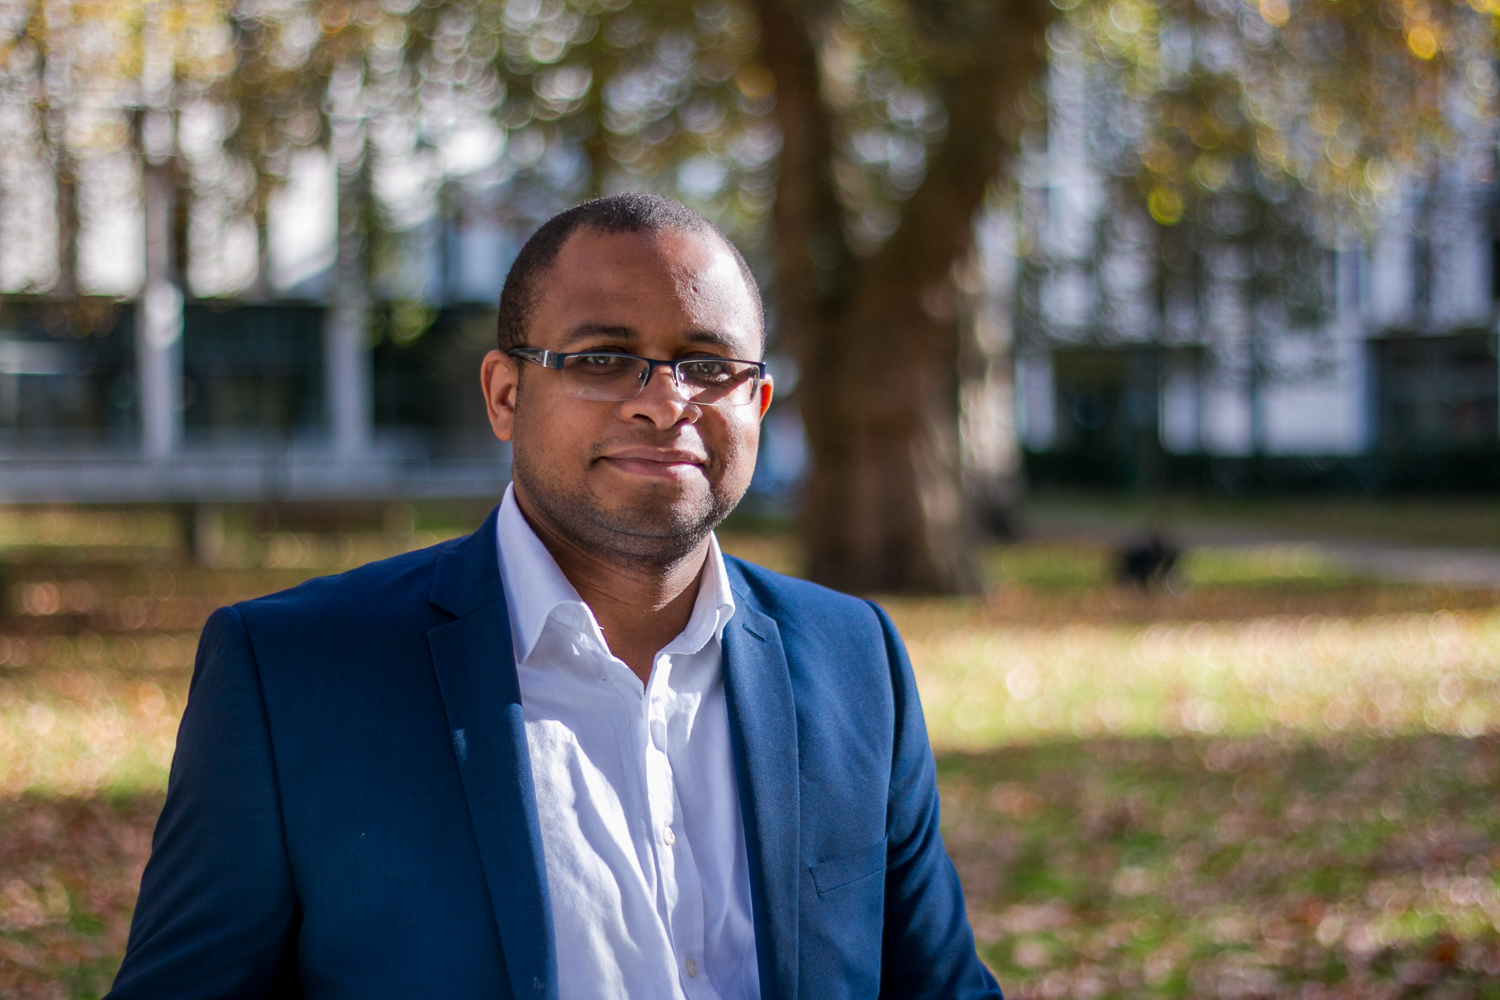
[252,185,273,300]
[53,142,78,299]
[752,0,1051,592]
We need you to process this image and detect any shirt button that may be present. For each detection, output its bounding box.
[650,719,667,749]
[685,957,698,978]
[662,825,676,846]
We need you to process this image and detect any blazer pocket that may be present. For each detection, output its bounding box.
[809,838,888,897]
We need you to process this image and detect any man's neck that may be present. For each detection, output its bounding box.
[513,490,709,686]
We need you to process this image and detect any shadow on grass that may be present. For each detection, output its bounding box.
[940,734,1500,998]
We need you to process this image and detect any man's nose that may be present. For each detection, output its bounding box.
[624,364,697,425]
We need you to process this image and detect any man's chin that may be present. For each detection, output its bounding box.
[593,497,718,541]
[590,472,713,520]
[514,459,740,563]
[581,483,743,555]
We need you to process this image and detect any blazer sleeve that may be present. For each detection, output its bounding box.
[868,601,1003,1000]
[107,606,301,999]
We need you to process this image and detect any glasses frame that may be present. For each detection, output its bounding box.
[506,347,768,406]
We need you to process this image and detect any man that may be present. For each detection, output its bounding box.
[108,193,1001,1000]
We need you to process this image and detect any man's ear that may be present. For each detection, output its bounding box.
[756,374,774,420]
[481,350,520,442]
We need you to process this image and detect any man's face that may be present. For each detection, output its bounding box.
[481,226,772,565]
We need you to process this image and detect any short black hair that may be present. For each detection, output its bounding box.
[496,193,764,354]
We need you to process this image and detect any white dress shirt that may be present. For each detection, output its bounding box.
[495,486,761,1000]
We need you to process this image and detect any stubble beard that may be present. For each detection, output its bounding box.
[511,443,745,573]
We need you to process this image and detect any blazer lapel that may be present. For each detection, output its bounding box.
[428,509,557,1000]
[722,579,800,1000]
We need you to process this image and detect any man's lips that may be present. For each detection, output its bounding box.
[596,447,708,478]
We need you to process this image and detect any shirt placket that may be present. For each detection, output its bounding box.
[644,652,711,995]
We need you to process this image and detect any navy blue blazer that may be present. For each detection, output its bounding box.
[108,507,1002,1000]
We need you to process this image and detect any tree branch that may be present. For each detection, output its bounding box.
[856,0,1053,340]
[746,0,852,363]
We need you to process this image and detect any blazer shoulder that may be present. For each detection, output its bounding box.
[724,554,883,633]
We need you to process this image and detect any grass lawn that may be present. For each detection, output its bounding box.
[2,508,1499,997]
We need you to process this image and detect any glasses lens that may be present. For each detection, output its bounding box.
[559,353,649,401]
[557,354,761,405]
[677,360,760,406]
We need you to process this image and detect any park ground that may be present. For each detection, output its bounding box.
[3,495,1500,998]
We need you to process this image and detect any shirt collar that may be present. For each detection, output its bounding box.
[668,529,737,657]
[494,483,736,665]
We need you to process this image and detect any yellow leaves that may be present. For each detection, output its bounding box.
[11,0,242,101]
[1148,186,1185,224]
[734,64,775,100]
[1260,0,1291,27]
[1396,0,1446,59]
[1406,23,1440,58]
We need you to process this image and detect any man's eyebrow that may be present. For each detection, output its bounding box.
[681,329,736,350]
[558,324,740,351]
[558,323,637,347]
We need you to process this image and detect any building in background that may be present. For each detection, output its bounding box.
[0,143,813,508]
[1014,34,1500,493]
[0,156,514,503]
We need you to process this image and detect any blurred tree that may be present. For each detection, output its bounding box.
[392,0,1055,591]
[408,0,1485,591]
[752,0,1052,592]
[0,0,1493,590]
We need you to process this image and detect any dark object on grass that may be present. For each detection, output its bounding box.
[1118,536,1178,588]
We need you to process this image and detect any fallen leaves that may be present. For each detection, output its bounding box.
[3,539,1500,997]
[0,796,160,1000]
[942,736,1500,999]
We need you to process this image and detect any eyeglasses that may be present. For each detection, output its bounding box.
[507,348,768,407]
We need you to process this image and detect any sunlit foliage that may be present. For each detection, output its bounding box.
[1058,0,1492,226]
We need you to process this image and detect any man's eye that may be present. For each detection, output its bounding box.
[575,354,631,369]
[683,361,734,381]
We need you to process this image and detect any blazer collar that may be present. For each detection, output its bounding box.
[428,504,558,1000]
[430,504,507,618]
[722,558,801,1000]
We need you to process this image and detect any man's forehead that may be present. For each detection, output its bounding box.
[551,226,733,282]
[535,227,761,346]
